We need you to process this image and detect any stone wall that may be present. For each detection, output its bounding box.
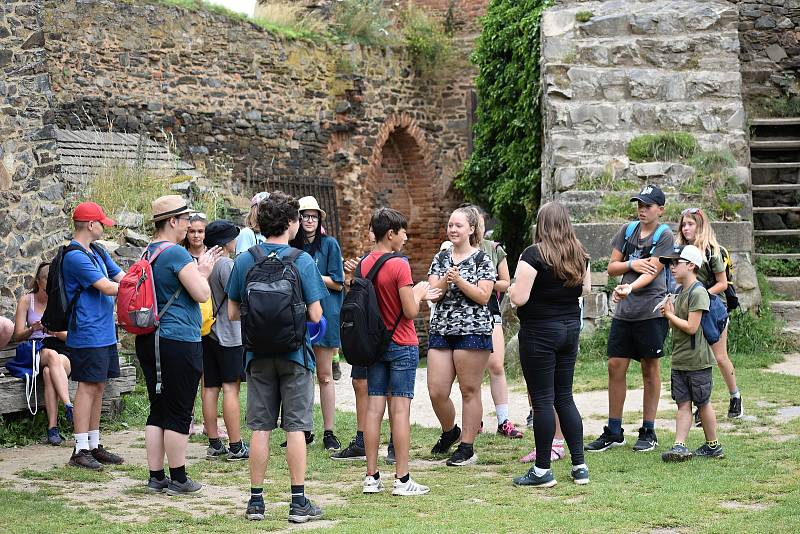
[0,0,67,316]
[45,0,475,281]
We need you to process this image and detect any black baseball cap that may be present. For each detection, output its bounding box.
[630,185,666,206]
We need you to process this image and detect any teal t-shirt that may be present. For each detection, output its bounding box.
[148,242,201,342]
[305,235,344,348]
[226,243,329,370]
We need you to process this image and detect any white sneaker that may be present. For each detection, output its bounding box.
[362,475,385,494]
[392,477,430,496]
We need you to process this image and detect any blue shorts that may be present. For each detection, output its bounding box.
[67,344,120,383]
[351,364,368,380]
[367,343,419,399]
[428,333,493,352]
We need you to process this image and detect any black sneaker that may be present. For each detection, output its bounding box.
[693,443,725,459]
[512,467,556,487]
[281,431,314,448]
[166,476,202,496]
[386,441,396,465]
[431,425,461,455]
[288,498,323,523]
[446,444,478,466]
[245,497,265,521]
[661,443,692,463]
[323,431,341,451]
[632,427,658,452]
[728,397,743,419]
[68,449,103,470]
[206,442,229,460]
[331,440,366,461]
[91,445,124,465]
[147,476,171,493]
[694,408,702,427]
[585,426,625,452]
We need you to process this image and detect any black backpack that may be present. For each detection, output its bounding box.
[240,246,307,357]
[41,243,104,333]
[340,253,404,367]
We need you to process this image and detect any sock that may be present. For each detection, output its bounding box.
[642,420,655,431]
[169,465,187,484]
[355,431,365,448]
[369,471,380,480]
[88,429,100,450]
[533,466,549,476]
[707,440,720,448]
[674,442,687,448]
[730,389,740,399]
[209,437,223,449]
[397,473,410,483]
[324,429,334,436]
[572,463,587,472]
[459,442,474,455]
[149,469,165,481]
[229,441,243,453]
[250,487,263,501]
[495,404,509,426]
[608,418,622,434]
[74,432,89,453]
[290,484,306,506]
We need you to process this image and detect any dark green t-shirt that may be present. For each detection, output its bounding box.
[671,283,715,371]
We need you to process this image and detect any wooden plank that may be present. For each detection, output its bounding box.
[751,184,800,191]
[756,253,800,260]
[752,206,800,213]
[753,229,800,237]
[751,162,800,169]
[750,117,800,126]
[751,139,800,150]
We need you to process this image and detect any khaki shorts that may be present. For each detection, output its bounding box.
[246,357,314,432]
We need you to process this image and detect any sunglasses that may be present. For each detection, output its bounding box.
[681,207,702,215]
[668,259,689,267]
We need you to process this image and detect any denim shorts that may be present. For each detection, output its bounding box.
[367,342,419,399]
[428,333,493,352]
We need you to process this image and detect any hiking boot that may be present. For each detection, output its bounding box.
[728,397,743,419]
[69,449,103,470]
[662,443,693,463]
[227,442,249,461]
[694,408,702,428]
[585,426,625,452]
[446,444,478,467]
[512,467,557,488]
[392,477,430,496]
[64,404,73,424]
[47,427,64,446]
[497,419,524,439]
[632,428,658,452]
[362,474,385,494]
[332,360,342,381]
[288,498,323,523]
[520,442,565,463]
[245,497,265,521]
[526,410,534,430]
[331,440,366,461]
[570,466,590,485]
[147,476,171,493]
[92,445,124,465]
[693,443,725,459]
[281,431,314,448]
[206,442,229,460]
[386,441,396,465]
[323,431,341,451]
[431,425,461,455]
[166,476,202,496]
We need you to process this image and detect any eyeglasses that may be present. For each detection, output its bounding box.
[668,259,689,267]
[300,214,319,222]
[681,208,701,215]
[177,215,191,222]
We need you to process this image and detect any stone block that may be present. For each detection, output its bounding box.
[591,271,609,288]
[124,229,149,247]
[541,10,576,37]
[116,211,143,228]
[766,44,788,63]
[581,14,630,37]
[95,239,120,254]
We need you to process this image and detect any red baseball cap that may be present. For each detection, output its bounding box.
[72,202,115,226]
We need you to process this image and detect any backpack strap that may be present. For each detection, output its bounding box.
[248,244,266,262]
[363,253,403,281]
[687,281,705,351]
[61,244,101,330]
[650,223,671,255]
[621,221,640,260]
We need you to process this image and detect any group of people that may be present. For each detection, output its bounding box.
[0,182,740,523]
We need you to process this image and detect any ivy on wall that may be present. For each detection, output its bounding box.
[456,0,551,266]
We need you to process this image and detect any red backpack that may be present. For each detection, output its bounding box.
[117,242,181,335]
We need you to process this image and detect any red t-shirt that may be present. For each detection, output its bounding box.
[358,252,418,346]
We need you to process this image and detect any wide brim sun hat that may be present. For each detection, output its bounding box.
[298,196,327,220]
[152,195,192,222]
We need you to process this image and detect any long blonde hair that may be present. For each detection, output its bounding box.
[677,208,719,257]
[245,204,259,231]
[534,202,589,287]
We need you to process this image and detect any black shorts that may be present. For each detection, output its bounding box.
[136,334,202,434]
[67,344,120,383]
[351,364,368,380]
[671,368,712,406]
[42,337,70,357]
[607,317,669,361]
[202,336,245,388]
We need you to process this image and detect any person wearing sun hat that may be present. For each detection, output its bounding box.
[62,201,125,470]
[136,195,223,496]
[199,220,250,462]
[236,191,270,256]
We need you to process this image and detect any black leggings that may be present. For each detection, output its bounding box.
[519,319,584,470]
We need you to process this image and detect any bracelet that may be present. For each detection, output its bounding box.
[627,259,632,270]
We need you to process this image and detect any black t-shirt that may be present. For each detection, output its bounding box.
[515,245,582,323]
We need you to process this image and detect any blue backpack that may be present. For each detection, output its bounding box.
[6,340,41,415]
[688,281,729,348]
[622,221,678,293]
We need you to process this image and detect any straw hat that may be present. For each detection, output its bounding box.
[152,195,192,222]
[298,196,326,220]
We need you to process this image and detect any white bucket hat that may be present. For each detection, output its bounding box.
[298,196,326,220]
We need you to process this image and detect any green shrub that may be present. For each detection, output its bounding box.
[400,5,452,74]
[331,0,395,46]
[575,10,593,23]
[626,132,699,162]
[252,3,326,41]
[755,237,800,277]
[590,258,609,272]
[574,170,637,191]
[756,257,800,277]
[686,149,736,175]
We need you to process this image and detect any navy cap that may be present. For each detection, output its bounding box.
[630,185,666,207]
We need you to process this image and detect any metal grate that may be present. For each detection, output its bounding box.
[259,176,341,239]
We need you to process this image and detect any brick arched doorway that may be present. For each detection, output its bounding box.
[366,114,443,281]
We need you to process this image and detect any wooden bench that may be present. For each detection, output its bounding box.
[0,343,137,417]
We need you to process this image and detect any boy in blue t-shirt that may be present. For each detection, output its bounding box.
[226,191,328,524]
[62,202,125,470]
